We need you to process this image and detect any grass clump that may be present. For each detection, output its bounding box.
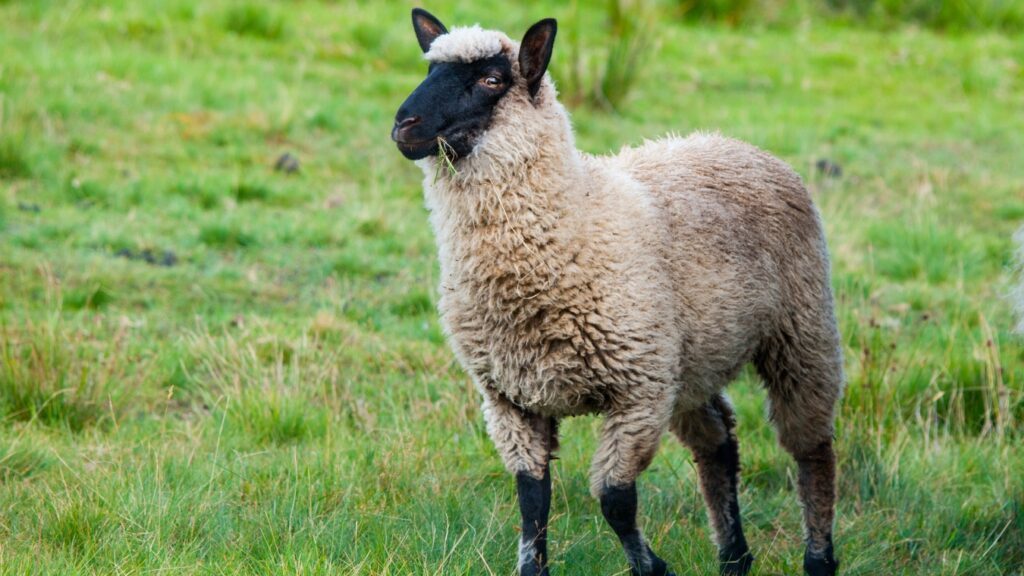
[199,222,256,248]
[62,284,115,311]
[563,0,654,111]
[187,331,340,445]
[172,180,223,210]
[0,136,31,179]
[679,0,756,25]
[390,289,433,317]
[225,387,329,445]
[333,250,392,279]
[43,499,109,553]
[224,4,286,40]
[0,318,140,431]
[232,181,274,203]
[0,441,53,480]
[65,177,109,205]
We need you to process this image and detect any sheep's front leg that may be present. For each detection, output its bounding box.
[517,466,551,576]
[480,389,557,576]
[591,402,675,576]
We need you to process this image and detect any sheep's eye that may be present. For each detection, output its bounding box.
[481,75,502,88]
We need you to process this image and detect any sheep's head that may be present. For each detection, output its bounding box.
[392,8,557,161]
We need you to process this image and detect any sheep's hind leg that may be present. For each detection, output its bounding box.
[670,394,753,575]
[592,403,676,576]
[756,329,842,576]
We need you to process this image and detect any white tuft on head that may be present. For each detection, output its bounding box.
[425,25,512,63]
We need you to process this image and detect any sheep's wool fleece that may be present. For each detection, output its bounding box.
[417,28,844,494]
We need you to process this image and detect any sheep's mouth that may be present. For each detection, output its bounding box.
[394,136,439,160]
[392,120,476,162]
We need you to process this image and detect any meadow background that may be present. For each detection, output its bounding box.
[1,0,1022,573]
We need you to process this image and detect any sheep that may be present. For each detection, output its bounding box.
[391,9,845,576]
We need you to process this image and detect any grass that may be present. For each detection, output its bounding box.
[563,0,654,110]
[0,136,32,180]
[223,3,287,40]
[0,0,1022,574]
[678,0,1024,32]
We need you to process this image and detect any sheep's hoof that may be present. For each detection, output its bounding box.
[803,545,838,576]
[519,564,549,576]
[720,541,753,569]
[634,555,674,576]
[627,553,673,576]
[629,569,674,576]
[719,546,754,576]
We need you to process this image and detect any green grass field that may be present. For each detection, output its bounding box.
[1,1,1023,574]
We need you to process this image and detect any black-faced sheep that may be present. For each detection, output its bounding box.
[392,9,845,576]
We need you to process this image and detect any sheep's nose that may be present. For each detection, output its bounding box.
[395,116,421,129]
[391,115,422,142]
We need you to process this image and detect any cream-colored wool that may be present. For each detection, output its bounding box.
[416,30,844,498]
[424,26,511,63]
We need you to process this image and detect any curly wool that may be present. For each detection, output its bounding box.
[424,25,513,63]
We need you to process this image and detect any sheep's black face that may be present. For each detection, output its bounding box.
[392,55,513,161]
[394,9,556,163]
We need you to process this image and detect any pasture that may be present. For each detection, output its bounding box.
[0,0,1022,573]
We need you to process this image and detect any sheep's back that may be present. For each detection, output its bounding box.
[607,133,834,390]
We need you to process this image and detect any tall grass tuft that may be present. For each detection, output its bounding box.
[199,222,256,248]
[226,386,329,444]
[0,440,53,480]
[232,181,274,203]
[0,136,31,180]
[224,4,287,40]
[564,0,655,112]
[679,0,757,25]
[0,317,143,431]
[186,329,344,445]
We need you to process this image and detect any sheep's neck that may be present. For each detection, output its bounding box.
[427,142,581,303]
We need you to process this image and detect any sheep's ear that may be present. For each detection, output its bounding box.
[411,8,448,53]
[519,18,557,99]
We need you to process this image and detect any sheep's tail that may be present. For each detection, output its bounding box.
[1014,226,1024,334]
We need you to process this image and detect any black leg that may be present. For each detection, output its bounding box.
[672,397,754,576]
[795,443,838,576]
[707,438,753,576]
[517,467,551,576]
[802,526,838,576]
[599,483,674,576]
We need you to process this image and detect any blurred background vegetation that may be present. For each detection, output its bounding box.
[678,0,1024,31]
[569,0,1024,109]
[0,0,1022,574]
